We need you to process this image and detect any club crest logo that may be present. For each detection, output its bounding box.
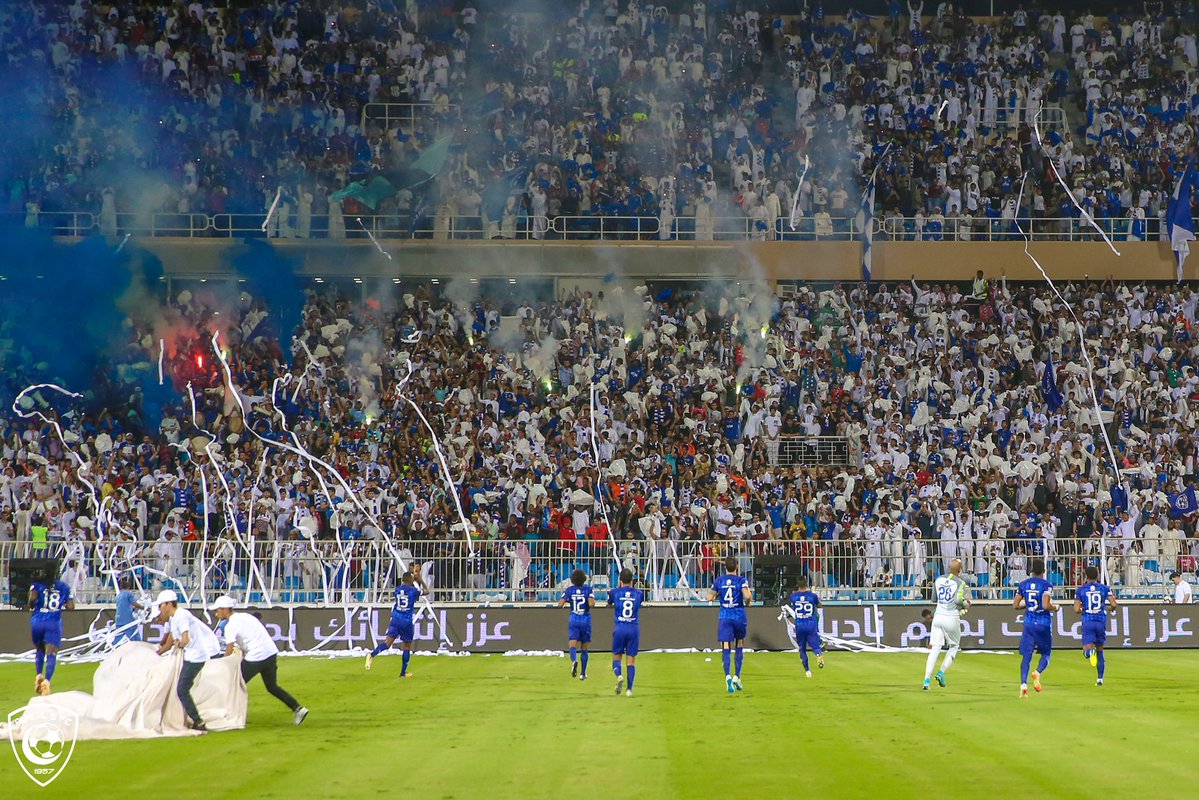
[7,702,78,787]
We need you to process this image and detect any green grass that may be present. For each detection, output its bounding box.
[1,650,1196,799]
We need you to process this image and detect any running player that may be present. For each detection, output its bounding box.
[610,568,643,697]
[709,556,752,693]
[29,575,74,695]
[1015,557,1057,698]
[557,569,595,680]
[366,571,425,677]
[786,576,824,678]
[922,557,970,690]
[1074,565,1116,686]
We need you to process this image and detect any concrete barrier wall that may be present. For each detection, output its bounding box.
[138,239,1184,283]
[4,603,1193,654]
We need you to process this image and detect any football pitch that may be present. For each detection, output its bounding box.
[1,650,1194,799]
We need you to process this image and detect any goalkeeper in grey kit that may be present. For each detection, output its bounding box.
[922,558,971,690]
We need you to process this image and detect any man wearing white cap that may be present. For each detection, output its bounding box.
[153,590,220,732]
[212,595,309,725]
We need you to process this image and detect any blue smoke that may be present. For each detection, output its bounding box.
[226,239,304,364]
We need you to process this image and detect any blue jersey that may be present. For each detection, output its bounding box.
[562,585,593,620]
[115,590,138,626]
[1017,577,1054,627]
[30,581,71,623]
[1075,581,1113,623]
[392,584,422,622]
[713,573,749,620]
[788,590,821,627]
[611,586,644,625]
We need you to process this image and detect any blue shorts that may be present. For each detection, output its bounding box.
[795,624,822,652]
[718,616,748,643]
[386,615,415,643]
[568,618,592,644]
[1019,624,1053,657]
[1080,619,1107,647]
[612,624,640,657]
[31,618,63,649]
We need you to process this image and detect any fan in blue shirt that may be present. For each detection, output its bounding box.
[366,569,427,678]
[1014,558,1059,698]
[30,577,74,695]
[610,568,644,697]
[1073,565,1117,686]
[708,556,753,694]
[556,570,595,680]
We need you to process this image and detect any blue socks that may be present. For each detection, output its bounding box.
[370,642,389,658]
[580,651,589,675]
[570,646,577,664]
[627,665,636,690]
[1037,654,1050,674]
[613,659,622,677]
[1020,653,1032,684]
[401,650,411,675]
[734,647,744,677]
[799,647,809,670]
[45,653,56,681]
[35,650,45,676]
[722,648,731,675]
[1097,651,1106,679]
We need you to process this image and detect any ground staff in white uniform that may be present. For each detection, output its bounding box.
[212,595,309,725]
[154,589,221,731]
[922,558,971,690]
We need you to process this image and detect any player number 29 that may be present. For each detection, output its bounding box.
[794,600,813,617]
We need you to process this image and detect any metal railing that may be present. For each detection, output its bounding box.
[0,538,1190,608]
[778,436,853,467]
[360,101,459,133]
[4,210,1167,244]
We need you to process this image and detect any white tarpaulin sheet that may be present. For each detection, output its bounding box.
[1,642,247,740]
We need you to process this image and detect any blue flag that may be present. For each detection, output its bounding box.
[1041,354,1064,412]
[856,179,876,281]
[1167,159,1196,282]
[1169,486,1198,518]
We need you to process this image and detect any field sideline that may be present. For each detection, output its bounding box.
[1,650,1194,799]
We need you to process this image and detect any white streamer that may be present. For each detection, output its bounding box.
[157,338,165,385]
[356,217,393,260]
[393,362,476,555]
[1012,172,1124,579]
[261,187,282,233]
[1031,111,1120,255]
[788,155,810,230]
[115,233,131,253]
[587,381,627,573]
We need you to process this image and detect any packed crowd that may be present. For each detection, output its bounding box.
[2,274,1199,603]
[2,1,1196,241]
